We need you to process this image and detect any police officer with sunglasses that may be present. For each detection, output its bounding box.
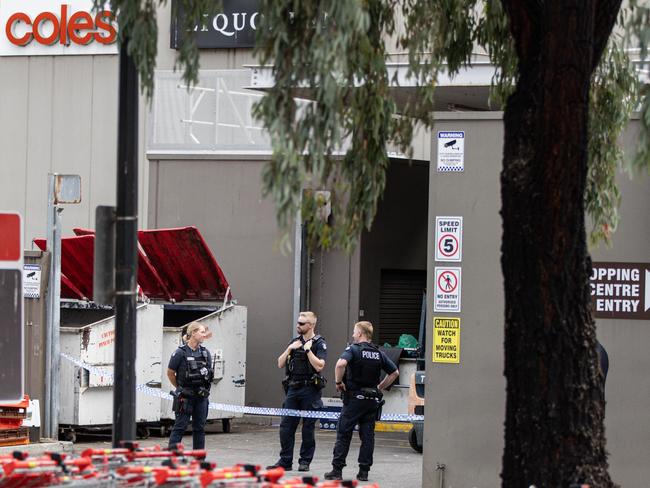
[268,311,327,472]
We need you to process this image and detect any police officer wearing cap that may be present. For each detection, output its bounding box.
[167,321,214,450]
[268,311,327,472]
[324,321,399,482]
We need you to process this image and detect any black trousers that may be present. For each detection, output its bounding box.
[168,395,209,450]
[331,396,378,470]
[279,385,323,465]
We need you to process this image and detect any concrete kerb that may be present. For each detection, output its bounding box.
[0,440,74,456]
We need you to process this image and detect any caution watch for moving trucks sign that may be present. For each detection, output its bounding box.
[434,267,461,313]
[435,216,463,262]
[433,317,460,363]
[590,262,650,320]
[0,212,24,403]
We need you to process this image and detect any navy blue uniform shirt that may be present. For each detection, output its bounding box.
[340,342,397,374]
[168,344,212,377]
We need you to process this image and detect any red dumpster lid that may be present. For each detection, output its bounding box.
[35,226,229,303]
[73,228,174,301]
[34,236,93,300]
[60,274,87,300]
[138,227,230,302]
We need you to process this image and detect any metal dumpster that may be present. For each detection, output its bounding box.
[35,226,246,439]
[58,302,164,440]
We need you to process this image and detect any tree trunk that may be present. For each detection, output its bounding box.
[500,1,620,486]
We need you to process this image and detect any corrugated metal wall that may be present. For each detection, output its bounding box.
[0,54,150,245]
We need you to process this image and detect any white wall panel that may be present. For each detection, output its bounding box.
[0,58,28,228]
[24,56,54,244]
[50,56,94,237]
[0,54,127,244]
[88,55,118,227]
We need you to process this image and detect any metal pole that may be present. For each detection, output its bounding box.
[44,176,54,439]
[292,207,302,331]
[113,40,139,447]
[44,174,62,440]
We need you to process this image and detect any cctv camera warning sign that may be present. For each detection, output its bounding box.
[437,131,465,172]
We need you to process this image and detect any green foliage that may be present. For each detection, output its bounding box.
[475,0,517,108]
[587,39,639,245]
[628,0,650,62]
[95,0,221,99]
[632,92,650,173]
[254,0,411,252]
[626,0,650,174]
[104,0,646,251]
[255,0,644,251]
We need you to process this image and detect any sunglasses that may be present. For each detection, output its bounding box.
[297,321,309,326]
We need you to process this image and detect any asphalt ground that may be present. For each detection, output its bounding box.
[72,421,423,488]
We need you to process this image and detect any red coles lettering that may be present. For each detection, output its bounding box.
[5,5,117,47]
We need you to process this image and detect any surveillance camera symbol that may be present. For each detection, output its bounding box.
[444,140,460,150]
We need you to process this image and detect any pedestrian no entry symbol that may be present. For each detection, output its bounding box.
[433,317,460,363]
[434,267,461,313]
[435,216,463,262]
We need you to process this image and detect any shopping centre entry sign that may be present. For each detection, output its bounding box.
[1,0,117,56]
[591,262,650,320]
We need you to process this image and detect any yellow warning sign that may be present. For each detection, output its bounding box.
[433,317,460,363]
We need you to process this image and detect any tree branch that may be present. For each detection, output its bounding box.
[591,0,624,71]
[501,0,544,63]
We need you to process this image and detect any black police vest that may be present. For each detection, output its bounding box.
[177,345,213,390]
[346,342,382,389]
[286,335,321,381]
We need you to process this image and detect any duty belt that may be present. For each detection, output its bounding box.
[288,379,314,388]
[350,388,382,401]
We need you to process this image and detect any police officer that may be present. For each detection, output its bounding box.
[167,321,214,450]
[267,311,327,472]
[324,321,399,482]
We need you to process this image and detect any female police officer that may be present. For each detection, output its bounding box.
[324,321,399,482]
[167,321,214,450]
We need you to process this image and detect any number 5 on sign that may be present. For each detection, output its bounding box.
[435,216,463,262]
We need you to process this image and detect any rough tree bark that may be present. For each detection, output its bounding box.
[500,1,621,487]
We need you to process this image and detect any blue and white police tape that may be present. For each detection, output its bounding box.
[60,352,424,423]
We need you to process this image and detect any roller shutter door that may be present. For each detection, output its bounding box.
[378,269,426,346]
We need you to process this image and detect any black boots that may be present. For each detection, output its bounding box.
[323,467,343,480]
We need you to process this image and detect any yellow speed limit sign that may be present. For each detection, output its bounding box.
[433,317,460,364]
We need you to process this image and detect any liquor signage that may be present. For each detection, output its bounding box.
[0,0,117,56]
[590,262,650,320]
[170,0,259,50]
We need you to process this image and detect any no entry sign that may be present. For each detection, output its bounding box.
[435,216,463,262]
[591,262,650,320]
[0,212,24,403]
[434,267,461,313]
